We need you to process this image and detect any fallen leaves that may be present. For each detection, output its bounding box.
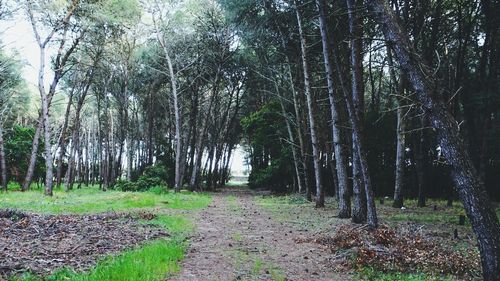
[0,209,168,279]
[297,224,481,278]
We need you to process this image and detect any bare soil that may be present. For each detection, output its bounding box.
[0,210,168,278]
[172,188,350,281]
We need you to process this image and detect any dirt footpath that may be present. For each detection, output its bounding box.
[171,188,349,281]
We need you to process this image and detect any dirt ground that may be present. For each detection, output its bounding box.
[171,188,350,281]
[0,211,168,278]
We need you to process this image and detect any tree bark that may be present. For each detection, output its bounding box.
[56,89,74,187]
[316,0,350,217]
[369,0,500,278]
[347,0,378,228]
[295,0,324,208]
[0,122,7,191]
[387,45,406,208]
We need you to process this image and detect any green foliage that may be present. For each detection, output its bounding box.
[113,165,170,192]
[3,126,45,183]
[94,0,142,26]
[247,153,292,193]
[113,177,164,192]
[242,102,293,192]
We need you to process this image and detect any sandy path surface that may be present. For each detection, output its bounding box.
[171,188,348,281]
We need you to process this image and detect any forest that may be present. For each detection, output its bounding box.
[0,0,499,280]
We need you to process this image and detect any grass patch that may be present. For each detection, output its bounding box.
[2,186,211,281]
[257,194,311,207]
[226,180,248,187]
[0,187,211,214]
[232,232,243,242]
[13,239,185,281]
[380,198,500,226]
[228,248,286,281]
[226,195,241,213]
[145,215,194,235]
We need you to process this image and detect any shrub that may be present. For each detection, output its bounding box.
[112,165,168,192]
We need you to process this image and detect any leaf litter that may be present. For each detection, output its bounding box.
[0,209,169,279]
[296,224,481,279]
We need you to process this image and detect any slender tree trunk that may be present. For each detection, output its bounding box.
[276,81,303,195]
[166,50,182,192]
[22,121,42,191]
[369,0,500,278]
[0,122,7,191]
[316,0,350,216]
[352,143,367,222]
[37,47,54,196]
[189,77,218,190]
[295,1,324,208]
[56,90,74,187]
[393,97,406,208]
[387,46,406,208]
[346,0,378,228]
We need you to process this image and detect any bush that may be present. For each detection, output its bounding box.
[112,165,168,192]
[248,156,292,193]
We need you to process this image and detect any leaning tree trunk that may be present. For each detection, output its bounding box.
[0,122,7,192]
[295,0,324,208]
[369,0,500,278]
[316,0,350,217]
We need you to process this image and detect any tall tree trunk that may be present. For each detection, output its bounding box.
[316,0,350,217]
[295,0,324,208]
[346,0,378,227]
[387,46,406,208]
[38,47,54,196]
[369,0,500,278]
[22,121,42,191]
[166,50,182,192]
[56,90,74,187]
[276,81,303,195]
[0,122,7,192]
[393,93,406,208]
[189,73,219,190]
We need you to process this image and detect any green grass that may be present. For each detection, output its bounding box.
[11,213,192,281]
[145,215,194,235]
[226,195,241,213]
[0,187,211,214]
[13,239,185,281]
[257,194,311,207]
[226,180,248,187]
[2,186,212,281]
[380,198,500,226]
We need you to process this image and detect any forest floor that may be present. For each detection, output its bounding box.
[174,186,493,281]
[0,187,211,281]
[171,186,350,281]
[1,185,496,281]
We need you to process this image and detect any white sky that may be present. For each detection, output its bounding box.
[0,13,48,88]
